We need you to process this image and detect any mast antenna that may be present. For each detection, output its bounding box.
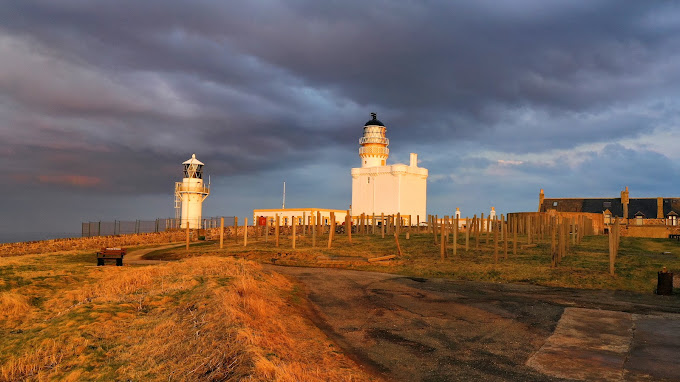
[282,181,286,209]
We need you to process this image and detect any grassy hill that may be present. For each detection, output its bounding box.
[0,251,374,381]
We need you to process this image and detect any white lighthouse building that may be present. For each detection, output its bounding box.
[175,154,210,229]
[351,113,428,220]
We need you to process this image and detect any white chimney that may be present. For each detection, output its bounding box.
[410,153,418,167]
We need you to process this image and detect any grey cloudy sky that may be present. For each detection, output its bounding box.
[1,0,680,237]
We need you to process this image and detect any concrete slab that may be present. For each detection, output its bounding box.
[625,314,680,381]
[528,308,680,381]
[527,308,632,381]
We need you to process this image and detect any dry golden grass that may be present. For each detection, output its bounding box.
[0,251,375,381]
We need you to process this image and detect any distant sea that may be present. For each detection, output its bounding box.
[0,232,81,244]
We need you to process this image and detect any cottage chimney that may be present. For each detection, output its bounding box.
[539,189,545,212]
[657,197,664,219]
[409,153,418,167]
[621,186,629,219]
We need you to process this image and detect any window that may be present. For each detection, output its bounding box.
[603,201,612,208]
[634,212,645,226]
[553,201,558,207]
[667,214,678,226]
[604,214,612,225]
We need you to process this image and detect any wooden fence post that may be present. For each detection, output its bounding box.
[493,217,499,265]
[503,216,508,259]
[474,214,480,249]
[328,212,335,249]
[302,212,306,236]
[372,213,376,235]
[551,217,557,268]
[265,217,269,242]
[557,218,562,264]
[312,214,316,247]
[440,219,446,259]
[513,216,518,256]
[220,217,224,249]
[185,224,190,250]
[453,216,459,256]
[609,217,620,276]
[381,213,385,239]
[465,217,470,252]
[346,210,352,244]
[527,215,532,244]
[292,217,297,249]
[395,231,403,257]
[396,213,401,237]
[275,214,280,247]
[434,215,439,246]
[316,211,321,237]
[243,218,248,247]
[486,214,491,243]
[479,213,485,244]
[234,216,238,243]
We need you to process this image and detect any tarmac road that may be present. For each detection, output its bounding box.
[266,265,680,382]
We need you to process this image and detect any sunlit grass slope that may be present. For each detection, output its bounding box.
[0,252,374,381]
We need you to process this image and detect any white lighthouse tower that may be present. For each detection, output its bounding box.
[351,113,428,219]
[175,154,210,229]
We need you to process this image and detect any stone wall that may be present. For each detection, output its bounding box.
[0,231,189,257]
[550,212,605,235]
[620,225,680,238]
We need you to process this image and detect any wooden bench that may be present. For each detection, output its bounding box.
[97,247,126,266]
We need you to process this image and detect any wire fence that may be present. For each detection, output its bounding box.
[82,217,236,237]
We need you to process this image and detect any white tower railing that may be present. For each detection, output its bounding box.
[359,136,389,145]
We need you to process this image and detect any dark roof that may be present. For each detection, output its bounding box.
[627,199,658,219]
[581,198,620,216]
[542,197,680,219]
[364,112,384,127]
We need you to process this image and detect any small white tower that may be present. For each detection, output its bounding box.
[174,154,210,229]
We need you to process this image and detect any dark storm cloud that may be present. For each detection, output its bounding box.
[538,144,680,196]
[1,0,679,233]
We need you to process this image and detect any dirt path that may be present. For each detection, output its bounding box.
[266,265,680,382]
[124,243,186,265]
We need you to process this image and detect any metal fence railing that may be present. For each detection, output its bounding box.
[82,217,236,237]
[203,216,236,229]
